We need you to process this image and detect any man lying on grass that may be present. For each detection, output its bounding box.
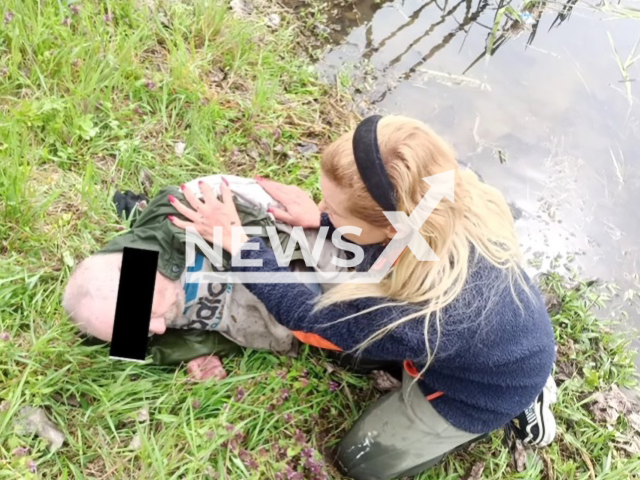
[62,175,318,382]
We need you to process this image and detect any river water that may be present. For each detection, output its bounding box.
[317,0,640,360]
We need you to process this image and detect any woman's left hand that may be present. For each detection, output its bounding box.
[168,179,248,254]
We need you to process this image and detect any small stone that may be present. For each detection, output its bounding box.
[230,0,254,17]
[210,68,225,83]
[128,433,142,450]
[174,142,186,157]
[266,13,281,28]
[137,407,149,422]
[297,142,319,156]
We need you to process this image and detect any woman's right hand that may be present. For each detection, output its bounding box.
[256,177,321,229]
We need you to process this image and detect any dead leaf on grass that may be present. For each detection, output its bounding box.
[14,406,65,452]
[465,461,485,480]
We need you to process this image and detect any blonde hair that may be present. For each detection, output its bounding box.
[317,115,528,372]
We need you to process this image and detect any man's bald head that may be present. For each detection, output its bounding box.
[62,253,185,342]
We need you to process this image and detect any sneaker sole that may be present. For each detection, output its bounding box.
[537,377,558,447]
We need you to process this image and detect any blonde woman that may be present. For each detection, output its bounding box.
[169,115,557,480]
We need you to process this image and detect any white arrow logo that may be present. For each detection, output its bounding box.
[184,170,455,284]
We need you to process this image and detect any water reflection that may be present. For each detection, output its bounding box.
[318,0,640,359]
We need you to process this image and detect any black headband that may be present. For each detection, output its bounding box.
[353,115,398,212]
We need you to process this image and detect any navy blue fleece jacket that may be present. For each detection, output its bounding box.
[230,215,556,434]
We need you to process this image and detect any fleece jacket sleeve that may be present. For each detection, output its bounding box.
[228,237,419,360]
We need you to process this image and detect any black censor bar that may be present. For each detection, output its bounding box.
[109,247,159,362]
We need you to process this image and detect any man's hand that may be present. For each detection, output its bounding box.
[186,355,227,381]
[169,179,249,254]
[256,177,321,229]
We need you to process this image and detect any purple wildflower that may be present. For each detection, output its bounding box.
[239,450,258,469]
[259,447,269,457]
[104,14,113,23]
[283,413,293,422]
[285,467,304,480]
[280,389,290,401]
[301,369,309,377]
[0,332,10,341]
[28,460,37,473]
[225,424,236,433]
[275,445,287,461]
[13,446,29,457]
[329,381,340,392]
[145,80,157,90]
[266,403,275,412]
[294,429,306,444]
[301,447,314,459]
[192,399,201,409]
[275,474,284,480]
[235,387,245,402]
[305,458,324,474]
[70,4,80,15]
[311,414,319,421]
[234,431,245,443]
[62,17,72,27]
[299,378,309,387]
[4,11,14,24]
[205,430,216,440]
[220,440,229,448]
[229,439,239,451]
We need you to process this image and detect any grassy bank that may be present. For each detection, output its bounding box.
[1,0,639,479]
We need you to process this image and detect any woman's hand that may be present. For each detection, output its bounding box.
[168,179,248,255]
[256,176,321,229]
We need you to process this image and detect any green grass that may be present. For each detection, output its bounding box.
[1,0,640,478]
